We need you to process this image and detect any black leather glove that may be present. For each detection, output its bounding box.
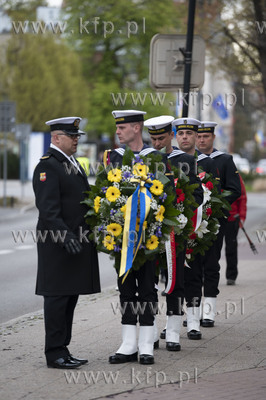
[64,238,83,255]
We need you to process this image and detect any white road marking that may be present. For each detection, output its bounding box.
[15,245,36,251]
[0,249,14,255]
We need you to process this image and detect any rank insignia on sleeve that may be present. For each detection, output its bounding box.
[40,172,46,182]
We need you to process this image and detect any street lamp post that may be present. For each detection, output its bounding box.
[182,0,197,118]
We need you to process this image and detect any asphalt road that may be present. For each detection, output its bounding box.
[0,208,117,324]
[0,192,265,324]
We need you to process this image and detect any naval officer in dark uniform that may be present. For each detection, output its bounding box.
[145,116,203,351]
[196,121,241,327]
[174,117,220,339]
[33,117,100,369]
[105,109,174,365]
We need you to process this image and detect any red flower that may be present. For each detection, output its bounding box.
[186,248,193,255]
[205,181,214,190]
[189,233,197,240]
[206,207,212,216]
[176,188,185,203]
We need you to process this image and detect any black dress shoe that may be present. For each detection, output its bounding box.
[47,356,82,369]
[187,330,202,340]
[160,328,166,340]
[109,352,138,364]
[69,355,88,365]
[154,340,159,349]
[139,354,154,365]
[166,342,181,351]
[201,319,214,327]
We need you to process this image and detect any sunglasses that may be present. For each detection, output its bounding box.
[57,133,81,140]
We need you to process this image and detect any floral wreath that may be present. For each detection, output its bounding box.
[83,147,191,277]
[166,163,199,258]
[185,166,231,262]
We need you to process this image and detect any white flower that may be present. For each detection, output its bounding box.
[148,221,161,235]
[150,198,158,210]
[177,214,188,229]
[202,185,211,205]
[121,165,131,172]
[116,195,128,206]
[196,220,209,238]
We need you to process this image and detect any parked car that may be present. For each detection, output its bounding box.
[256,159,266,175]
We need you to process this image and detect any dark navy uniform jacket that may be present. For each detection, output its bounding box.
[206,148,241,205]
[33,147,101,296]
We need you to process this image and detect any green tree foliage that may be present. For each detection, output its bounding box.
[198,0,266,111]
[0,0,47,21]
[87,80,175,136]
[63,0,180,135]
[0,151,19,179]
[1,34,89,131]
[65,0,178,84]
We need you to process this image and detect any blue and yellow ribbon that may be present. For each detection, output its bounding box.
[119,176,152,282]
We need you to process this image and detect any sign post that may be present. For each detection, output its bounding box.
[150,0,204,116]
[0,101,16,207]
[16,123,31,199]
[150,34,205,91]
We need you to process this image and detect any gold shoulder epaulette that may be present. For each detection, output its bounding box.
[40,155,51,160]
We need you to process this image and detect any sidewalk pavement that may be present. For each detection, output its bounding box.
[1,241,266,400]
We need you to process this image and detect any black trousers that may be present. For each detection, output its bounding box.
[184,256,203,308]
[118,260,157,326]
[185,218,226,306]
[225,218,239,281]
[165,249,185,315]
[44,295,79,362]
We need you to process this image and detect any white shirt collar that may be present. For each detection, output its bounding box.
[50,143,81,172]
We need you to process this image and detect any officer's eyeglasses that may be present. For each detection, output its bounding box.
[57,133,81,140]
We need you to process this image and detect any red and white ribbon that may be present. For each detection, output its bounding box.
[164,229,176,294]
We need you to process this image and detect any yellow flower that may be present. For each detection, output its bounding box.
[133,163,149,177]
[136,218,147,232]
[155,205,165,222]
[150,180,164,196]
[146,235,159,250]
[94,196,101,213]
[107,168,122,183]
[120,204,127,217]
[102,235,116,250]
[106,186,121,202]
[107,223,122,237]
